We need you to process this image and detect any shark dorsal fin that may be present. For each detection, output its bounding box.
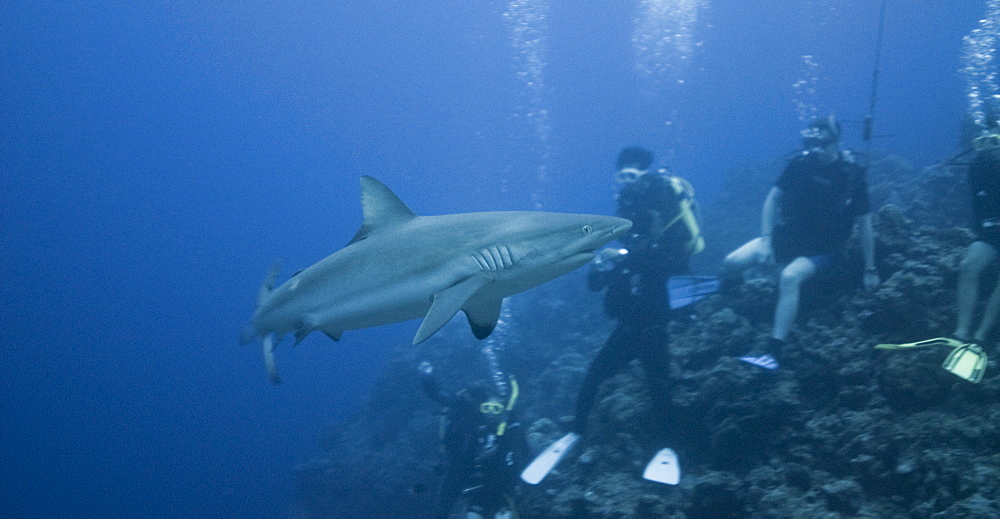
[348,176,418,245]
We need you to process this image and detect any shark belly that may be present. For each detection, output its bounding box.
[254,239,478,339]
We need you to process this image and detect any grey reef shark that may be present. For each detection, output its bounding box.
[241,176,632,384]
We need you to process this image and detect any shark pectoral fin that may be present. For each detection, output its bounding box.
[413,274,490,344]
[463,297,503,339]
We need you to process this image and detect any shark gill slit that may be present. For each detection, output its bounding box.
[499,244,513,268]
[489,246,504,270]
[483,248,497,271]
[472,252,490,271]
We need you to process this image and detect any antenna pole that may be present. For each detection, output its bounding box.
[864,0,888,154]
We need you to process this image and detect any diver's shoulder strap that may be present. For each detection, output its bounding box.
[496,376,519,436]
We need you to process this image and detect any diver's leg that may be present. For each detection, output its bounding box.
[637,325,675,444]
[772,257,818,341]
[573,325,632,435]
[638,325,671,406]
[955,241,997,341]
[723,237,769,272]
[721,238,770,291]
[969,243,1000,342]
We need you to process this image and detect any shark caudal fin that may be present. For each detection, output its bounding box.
[239,261,282,345]
[240,261,285,384]
[263,334,282,384]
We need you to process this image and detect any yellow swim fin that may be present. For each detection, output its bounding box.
[942,343,987,384]
[875,337,965,350]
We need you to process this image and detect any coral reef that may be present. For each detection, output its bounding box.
[295,155,1000,518]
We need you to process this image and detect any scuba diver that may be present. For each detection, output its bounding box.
[877,125,1000,384]
[418,361,527,519]
[521,146,703,486]
[953,129,1000,356]
[722,115,879,368]
[575,146,702,437]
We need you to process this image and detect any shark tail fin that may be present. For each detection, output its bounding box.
[258,260,282,306]
[263,334,282,384]
[239,261,282,346]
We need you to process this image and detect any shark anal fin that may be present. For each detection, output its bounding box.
[294,315,324,346]
[463,297,503,339]
[414,274,490,344]
[323,330,342,342]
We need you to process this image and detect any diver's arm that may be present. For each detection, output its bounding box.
[859,213,879,289]
[759,187,782,260]
[761,186,781,237]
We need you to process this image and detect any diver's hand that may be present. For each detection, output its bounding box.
[593,247,628,271]
[597,247,628,262]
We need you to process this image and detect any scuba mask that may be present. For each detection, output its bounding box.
[801,114,841,150]
[479,399,504,415]
[615,167,647,183]
[801,126,837,149]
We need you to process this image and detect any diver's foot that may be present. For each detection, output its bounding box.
[739,353,779,369]
[738,338,782,369]
[951,331,972,343]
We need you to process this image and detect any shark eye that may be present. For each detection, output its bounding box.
[582,225,593,234]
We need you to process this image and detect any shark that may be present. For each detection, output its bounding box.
[241,176,632,383]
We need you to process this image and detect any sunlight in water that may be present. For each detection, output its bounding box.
[962,0,1000,129]
[790,0,836,124]
[505,0,551,144]
[482,300,514,397]
[792,54,820,123]
[505,0,551,208]
[632,0,706,90]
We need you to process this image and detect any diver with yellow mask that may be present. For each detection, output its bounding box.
[418,361,527,519]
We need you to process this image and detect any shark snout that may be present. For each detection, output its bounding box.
[611,219,632,240]
[579,217,632,256]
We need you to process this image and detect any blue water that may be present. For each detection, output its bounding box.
[0,1,987,517]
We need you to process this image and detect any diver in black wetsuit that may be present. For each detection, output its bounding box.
[572,146,702,437]
[418,362,527,519]
[954,133,1000,352]
[723,115,879,363]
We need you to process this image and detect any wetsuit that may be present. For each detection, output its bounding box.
[772,151,870,263]
[969,148,1000,250]
[420,375,527,519]
[574,172,693,435]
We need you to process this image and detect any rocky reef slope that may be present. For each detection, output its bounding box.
[296,156,1000,518]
